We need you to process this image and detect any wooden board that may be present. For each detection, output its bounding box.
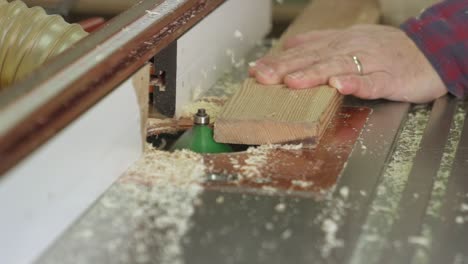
[132,64,151,150]
[214,0,380,145]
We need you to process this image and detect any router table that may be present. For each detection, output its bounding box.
[1,0,468,264]
[38,47,468,264]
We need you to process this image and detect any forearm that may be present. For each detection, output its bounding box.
[401,0,468,97]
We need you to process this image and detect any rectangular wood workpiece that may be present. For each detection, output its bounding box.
[214,0,380,145]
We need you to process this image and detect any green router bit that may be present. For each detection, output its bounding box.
[169,109,233,153]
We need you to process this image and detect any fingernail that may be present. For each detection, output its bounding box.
[255,63,275,77]
[288,71,305,80]
[330,78,344,92]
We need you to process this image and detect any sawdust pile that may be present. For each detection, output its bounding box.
[238,144,304,179]
[39,148,206,264]
[350,106,430,264]
[413,103,467,262]
[314,186,350,257]
[180,96,228,122]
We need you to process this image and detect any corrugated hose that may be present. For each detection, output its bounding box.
[0,0,88,90]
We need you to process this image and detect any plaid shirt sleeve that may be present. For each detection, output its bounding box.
[400,0,468,98]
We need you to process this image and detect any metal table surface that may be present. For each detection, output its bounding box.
[37,45,468,264]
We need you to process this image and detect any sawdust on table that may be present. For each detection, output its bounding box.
[412,102,467,264]
[236,144,304,180]
[39,146,206,264]
[350,106,431,264]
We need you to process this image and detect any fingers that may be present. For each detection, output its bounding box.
[250,49,327,85]
[283,30,338,50]
[249,29,345,85]
[329,72,392,100]
[284,55,363,89]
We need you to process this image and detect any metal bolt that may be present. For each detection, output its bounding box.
[194,108,210,125]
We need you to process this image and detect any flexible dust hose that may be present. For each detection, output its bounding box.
[0,0,88,89]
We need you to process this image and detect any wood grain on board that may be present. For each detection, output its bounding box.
[132,64,151,150]
[214,0,380,145]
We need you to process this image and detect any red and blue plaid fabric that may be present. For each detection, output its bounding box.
[401,0,468,97]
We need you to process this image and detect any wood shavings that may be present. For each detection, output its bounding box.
[145,10,161,16]
[180,96,227,122]
[123,146,204,185]
[40,147,206,264]
[281,229,292,240]
[408,236,430,248]
[461,203,468,212]
[216,196,225,204]
[265,222,275,231]
[234,30,243,40]
[242,154,267,178]
[350,107,430,264]
[275,203,287,213]
[261,186,278,195]
[291,180,313,188]
[315,191,349,258]
[239,143,302,177]
[240,144,304,179]
[225,49,245,68]
[407,103,466,263]
[339,186,349,199]
[146,118,176,133]
[246,143,304,153]
[146,118,192,136]
[321,219,344,257]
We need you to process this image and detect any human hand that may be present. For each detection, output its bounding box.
[249,24,447,103]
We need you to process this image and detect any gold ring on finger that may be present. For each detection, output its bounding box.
[352,55,363,75]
